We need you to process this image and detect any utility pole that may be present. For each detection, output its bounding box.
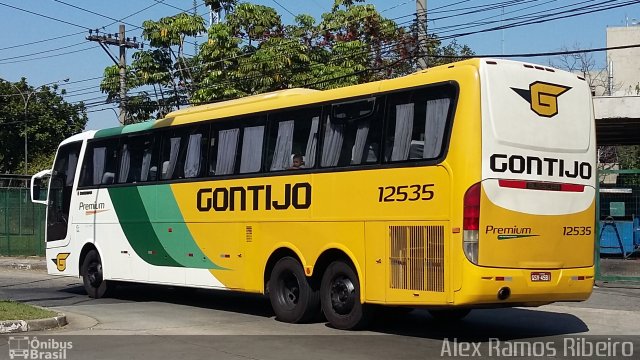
[416,0,428,69]
[87,24,141,125]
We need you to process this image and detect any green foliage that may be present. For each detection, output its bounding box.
[102,0,474,121]
[616,146,640,170]
[0,79,87,174]
[143,13,206,49]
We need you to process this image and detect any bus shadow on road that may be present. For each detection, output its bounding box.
[367,307,589,340]
[60,282,275,318]
[59,283,588,339]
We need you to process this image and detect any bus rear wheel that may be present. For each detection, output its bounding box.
[81,249,114,299]
[320,260,371,330]
[268,257,320,323]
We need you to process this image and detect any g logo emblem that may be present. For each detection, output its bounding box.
[52,253,70,271]
[512,81,571,118]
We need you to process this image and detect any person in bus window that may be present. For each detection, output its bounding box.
[289,154,304,170]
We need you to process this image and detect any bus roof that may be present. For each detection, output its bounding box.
[165,88,320,118]
[94,58,558,138]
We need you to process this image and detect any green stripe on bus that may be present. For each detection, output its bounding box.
[138,185,225,270]
[94,120,156,138]
[108,186,182,267]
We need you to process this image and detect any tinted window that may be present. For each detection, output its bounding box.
[79,139,119,186]
[266,108,321,171]
[209,117,266,176]
[239,122,265,174]
[117,134,158,183]
[159,125,209,180]
[321,98,382,167]
[384,85,455,162]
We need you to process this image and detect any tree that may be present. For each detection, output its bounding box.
[0,78,87,174]
[548,43,620,96]
[101,0,474,122]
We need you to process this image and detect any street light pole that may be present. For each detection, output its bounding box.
[10,79,69,175]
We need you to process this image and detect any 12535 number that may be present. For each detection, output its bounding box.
[378,184,434,202]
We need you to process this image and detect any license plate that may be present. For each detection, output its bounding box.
[531,272,551,282]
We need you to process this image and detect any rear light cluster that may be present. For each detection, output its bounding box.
[463,183,480,264]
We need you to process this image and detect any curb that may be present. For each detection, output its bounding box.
[1,263,48,271]
[0,314,67,334]
[0,257,47,272]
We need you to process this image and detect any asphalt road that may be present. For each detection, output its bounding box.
[0,269,639,359]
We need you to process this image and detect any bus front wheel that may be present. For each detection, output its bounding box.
[81,249,114,299]
[268,257,320,323]
[320,260,371,330]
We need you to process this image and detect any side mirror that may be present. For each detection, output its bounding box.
[30,169,51,205]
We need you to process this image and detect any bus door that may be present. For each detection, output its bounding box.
[38,142,82,248]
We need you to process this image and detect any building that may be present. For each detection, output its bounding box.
[606,24,640,96]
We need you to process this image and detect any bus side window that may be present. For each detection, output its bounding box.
[320,98,382,168]
[239,124,265,174]
[79,140,119,187]
[117,134,157,184]
[384,87,453,163]
[265,108,321,172]
[209,126,239,176]
[159,125,209,180]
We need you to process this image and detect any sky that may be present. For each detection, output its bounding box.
[0,0,638,131]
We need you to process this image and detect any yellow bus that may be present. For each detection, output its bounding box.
[31,58,596,330]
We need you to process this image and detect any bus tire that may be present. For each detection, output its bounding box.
[268,257,320,323]
[320,260,371,330]
[81,249,114,299]
[428,308,471,321]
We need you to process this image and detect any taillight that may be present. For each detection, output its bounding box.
[463,183,480,264]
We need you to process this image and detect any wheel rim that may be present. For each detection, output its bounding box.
[329,275,355,315]
[277,270,300,309]
[87,261,103,288]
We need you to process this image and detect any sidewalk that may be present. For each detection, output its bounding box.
[0,256,47,271]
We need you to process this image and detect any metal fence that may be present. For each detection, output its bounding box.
[596,169,640,283]
[0,176,46,257]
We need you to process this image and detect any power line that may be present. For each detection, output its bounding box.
[153,0,202,13]
[0,0,169,53]
[0,1,90,29]
[17,0,636,107]
[452,42,640,58]
[0,32,84,52]
[438,0,640,40]
[52,0,142,32]
[0,42,86,62]
[271,0,297,18]
[431,0,606,34]
[76,39,640,109]
[0,46,96,65]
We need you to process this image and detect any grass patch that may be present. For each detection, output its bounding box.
[0,300,57,321]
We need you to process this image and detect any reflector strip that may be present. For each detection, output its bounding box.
[498,180,584,192]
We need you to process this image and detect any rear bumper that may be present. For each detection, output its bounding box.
[455,263,594,306]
